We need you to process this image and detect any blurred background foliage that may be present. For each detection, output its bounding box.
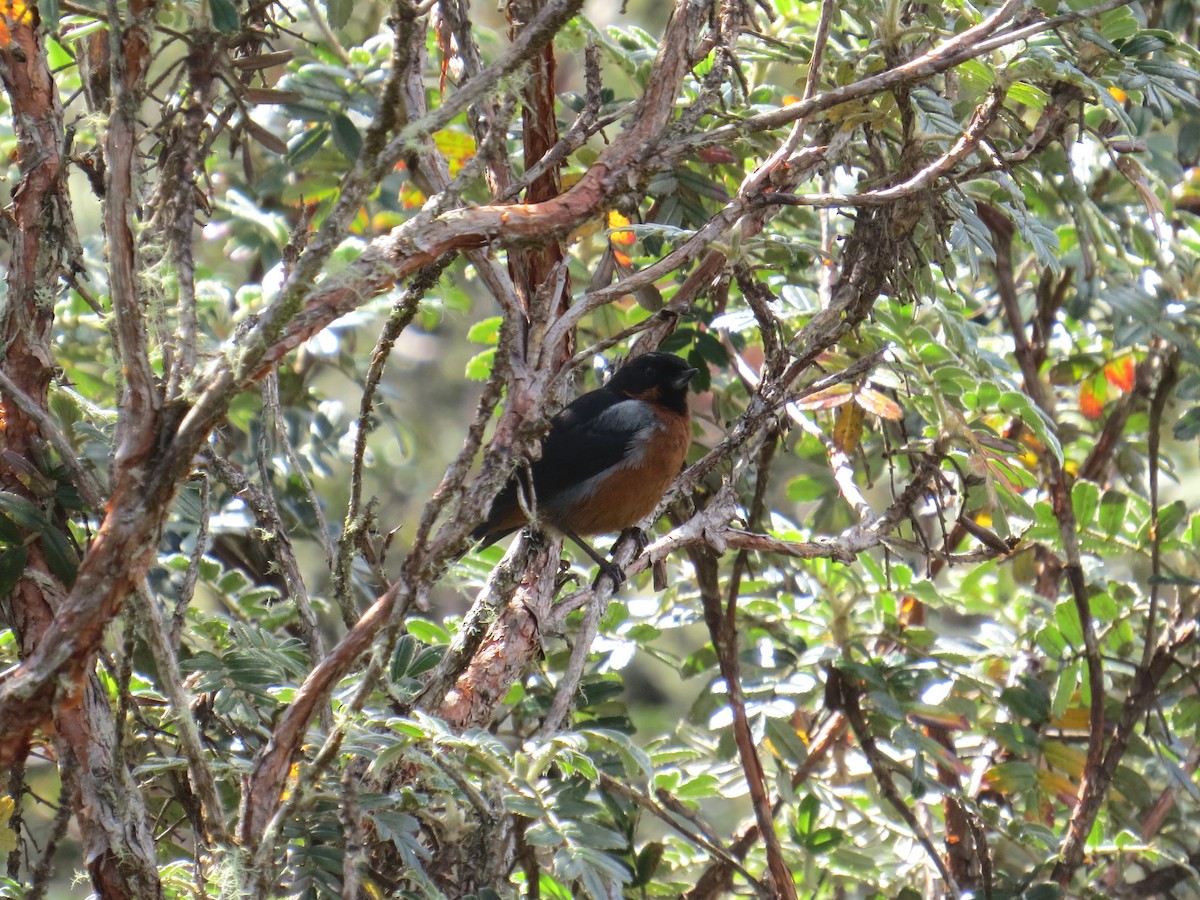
[3,0,1200,896]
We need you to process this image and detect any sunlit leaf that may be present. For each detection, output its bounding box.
[855,386,903,420]
[794,382,854,411]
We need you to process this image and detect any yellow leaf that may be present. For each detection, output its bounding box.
[1,0,32,24]
[399,183,425,209]
[433,130,476,176]
[1051,706,1091,732]
[280,763,302,802]
[0,796,16,855]
[833,403,864,453]
[1043,739,1087,777]
[1036,769,1079,806]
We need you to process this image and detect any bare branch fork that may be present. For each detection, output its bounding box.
[234,0,716,850]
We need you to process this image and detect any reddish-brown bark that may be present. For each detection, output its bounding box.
[0,8,164,897]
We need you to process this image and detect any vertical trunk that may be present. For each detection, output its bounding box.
[0,11,164,899]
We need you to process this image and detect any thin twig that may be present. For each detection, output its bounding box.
[1141,351,1179,671]
[756,86,1007,208]
[205,453,325,662]
[692,538,796,900]
[687,712,849,900]
[837,671,961,897]
[25,764,76,900]
[598,773,769,896]
[171,472,210,645]
[130,583,229,845]
[265,370,334,570]
[333,258,451,625]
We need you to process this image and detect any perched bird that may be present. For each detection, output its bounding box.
[472,352,698,582]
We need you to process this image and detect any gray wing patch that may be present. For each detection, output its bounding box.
[593,399,660,450]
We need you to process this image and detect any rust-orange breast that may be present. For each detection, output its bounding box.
[546,402,690,535]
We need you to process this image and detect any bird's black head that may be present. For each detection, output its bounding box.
[605,352,698,412]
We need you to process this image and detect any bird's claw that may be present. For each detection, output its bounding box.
[620,526,650,555]
[592,559,626,589]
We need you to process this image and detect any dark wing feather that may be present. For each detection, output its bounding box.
[472,388,645,544]
[530,391,643,494]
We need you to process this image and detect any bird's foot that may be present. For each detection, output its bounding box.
[591,558,626,589]
[618,526,650,555]
[564,529,627,590]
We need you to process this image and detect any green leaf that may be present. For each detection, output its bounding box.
[563,821,627,851]
[1098,6,1138,42]
[38,0,60,30]
[1137,60,1200,83]
[674,773,719,800]
[692,330,729,366]
[287,124,330,165]
[391,635,416,681]
[956,58,994,95]
[1072,481,1099,529]
[1177,406,1200,439]
[1098,490,1127,537]
[1119,33,1172,56]
[467,317,503,345]
[1054,599,1084,648]
[0,492,45,532]
[796,793,819,835]
[1051,659,1081,721]
[0,511,21,545]
[0,546,28,598]
[998,392,1063,463]
[209,0,240,34]
[407,646,443,678]
[1006,81,1050,111]
[632,842,663,887]
[1157,500,1188,539]
[465,348,496,381]
[1023,884,1063,900]
[786,476,829,501]
[765,716,810,765]
[807,826,844,853]
[405,618,449,644]
[1001,682,1050,724]
[39,527,78,587]
[330,113,363,160]
[582,728,652,779]
[324,0,352,30]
